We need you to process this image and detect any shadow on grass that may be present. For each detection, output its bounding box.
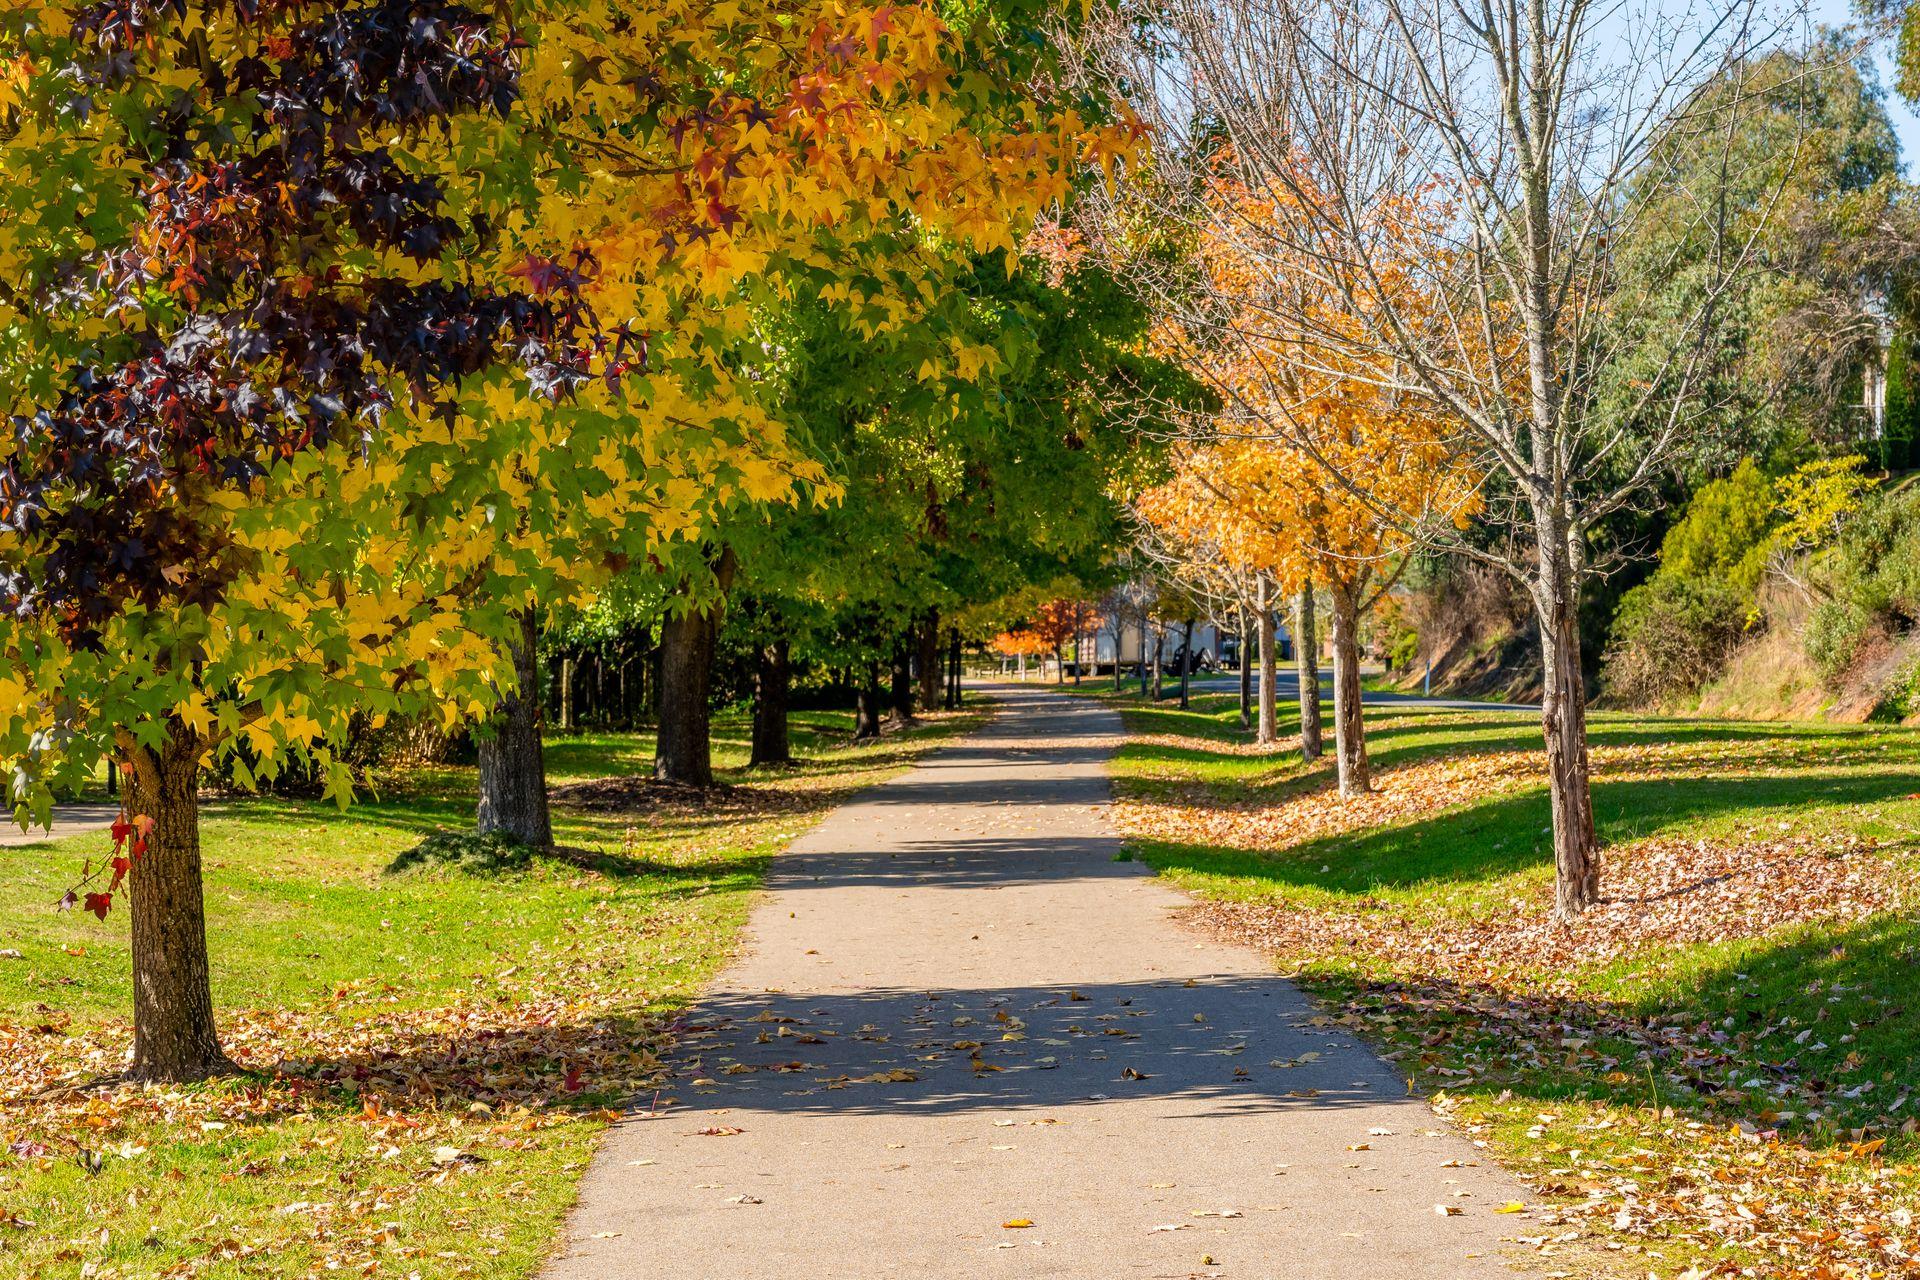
[1302,911,1920,1148]
[1140,769,1920,895]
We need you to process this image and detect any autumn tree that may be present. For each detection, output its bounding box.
[1032,599,1096,682]
[0,0,1132,1079]
[470,0,1139,799]
[0,1,628,1081]
[1083,0,1792,917]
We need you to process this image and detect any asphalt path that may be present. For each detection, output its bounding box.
[0,802,120,848]
[546,687,1540,1279]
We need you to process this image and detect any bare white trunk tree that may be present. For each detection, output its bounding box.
[1077,0,1794,919]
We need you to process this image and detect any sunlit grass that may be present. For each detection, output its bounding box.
[0,704,985,1279]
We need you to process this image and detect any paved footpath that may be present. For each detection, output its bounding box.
[547,687,1539,1279]
[0,803,121,848]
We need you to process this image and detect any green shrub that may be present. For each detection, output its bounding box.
[1803,483,1920,682]
[1656,458,1779,590]
[1805,598,1877,682]
[1602,575,1754,707]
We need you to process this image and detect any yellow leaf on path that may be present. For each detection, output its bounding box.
[1495,1202,1526,1214]
[1002,1219,1033,1229]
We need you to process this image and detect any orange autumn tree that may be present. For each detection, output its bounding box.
[1140,174,1481,796]
[991,627,1051,678]
[1031,598,1097,682]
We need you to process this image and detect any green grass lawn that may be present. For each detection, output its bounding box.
[0,705,983,1279]
[1093,685,1920,1276]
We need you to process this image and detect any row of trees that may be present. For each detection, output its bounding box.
[0,1,1172,1080]
[1072,0,1917,920]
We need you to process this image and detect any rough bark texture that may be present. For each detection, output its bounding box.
[1178,618,1195,709]
[125,724,232,1083]
[1328,577,1372,798]
[1256,581,1278,746]
[1237,604,1253,729]
[1537,541,1601,920]
[889,640,916,725]
[947,631,963,709]
[855,663,883,739]
[476,607,553,845]
[750,639,792,767]
[655,605,719,787]
[1296,584,1323,763]
[917,613,942,711]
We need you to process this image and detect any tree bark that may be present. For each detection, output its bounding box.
[947,630,963,708]
[1237,603,1253,729]
[1256,580,1278,746]
[855,662,884,739]
[1151,624,1164,701]
[1178,617,1195,709]
[750,639,792,767]
[889,638,916,726]
[1537,533,1601,920]
[124,723,232,1083]
[477,607,553,845]
[917,612,942,711]
[1296,584,1323,763]
[558,654,575,731]
[1328,576,1371,799]
[654,604,720,787]
[1137,617,1150,696]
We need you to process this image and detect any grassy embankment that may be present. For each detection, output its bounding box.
[1096,683,1920,1278]
[0,705,982,1280]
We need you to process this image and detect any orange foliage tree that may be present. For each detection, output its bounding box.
[1138,173,1481,796]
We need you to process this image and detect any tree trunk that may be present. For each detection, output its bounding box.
[918,612,942,711]
[1112,626,1124,690]
[654,605,719,787]
[855,663,883,739]
[751,639,792,767]
[1328,576,1371,799]
[558,655,575,731]
[1237,603,1253,729]
[947,630,963,708]
[1151,625,1165,700]
[889,638,916,725]
[1536,537,1601,920]
[124,723,232,1083]
[477,607,553,845]
[1256,580,1278,745]
[1138,618,1150,696]
[1177,618,1195,709]
[1296,584,1323,763]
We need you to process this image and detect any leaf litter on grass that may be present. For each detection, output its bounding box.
[1114,708,1920,1278]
